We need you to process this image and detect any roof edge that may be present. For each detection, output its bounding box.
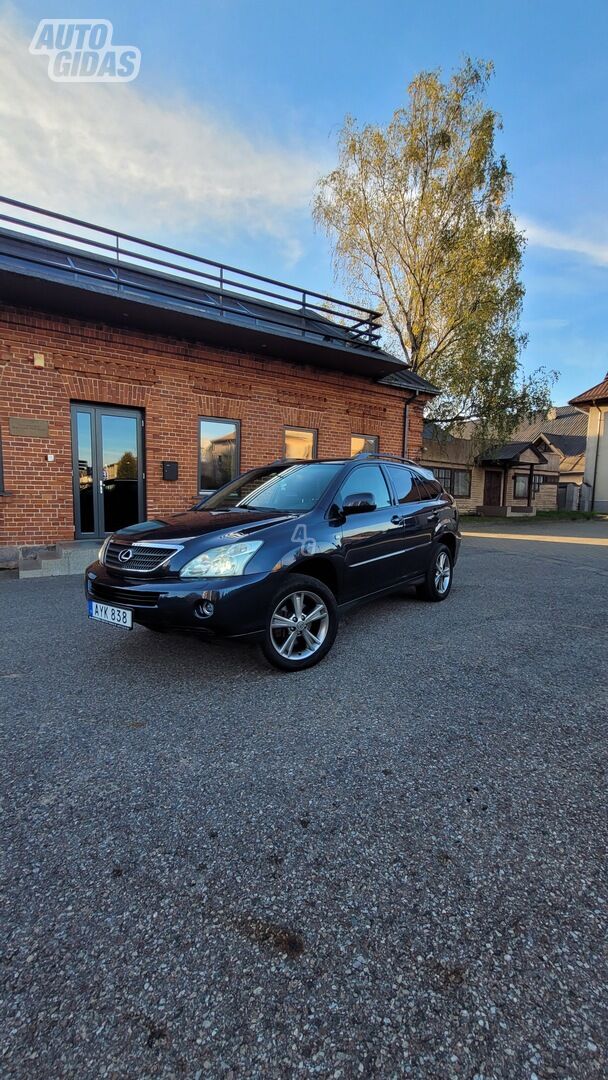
[569,374,608,407]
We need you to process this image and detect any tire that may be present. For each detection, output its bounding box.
[260,574,338,671]
[416,543,453,602]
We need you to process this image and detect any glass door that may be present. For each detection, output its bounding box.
[71,405,144,538]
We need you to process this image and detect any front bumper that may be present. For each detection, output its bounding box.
[85,562,279,638]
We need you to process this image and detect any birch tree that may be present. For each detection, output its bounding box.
[314,59,554,437]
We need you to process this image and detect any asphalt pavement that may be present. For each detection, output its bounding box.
[1,526,607,1078]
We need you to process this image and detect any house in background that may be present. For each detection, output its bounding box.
[569,374,608,512]
[421,403,588,515]
[514,405,587,509]
[422,425,560,515]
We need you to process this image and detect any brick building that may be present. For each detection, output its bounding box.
[0,199,438,561]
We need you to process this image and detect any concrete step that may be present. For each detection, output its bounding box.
[19,542,100,578]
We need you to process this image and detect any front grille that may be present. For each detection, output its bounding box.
[104,542,179,573]
[89,580,160,607]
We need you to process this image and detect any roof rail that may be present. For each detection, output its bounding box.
[353,451,420,467]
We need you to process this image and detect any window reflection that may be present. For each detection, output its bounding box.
[350,434,378,456]
[76,411,94,533]
[101,415,139,532]
[199,418,239,491]
[284,428,316,460]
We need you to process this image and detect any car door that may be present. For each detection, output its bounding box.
[335,463,405,600]
[385,465,435,577]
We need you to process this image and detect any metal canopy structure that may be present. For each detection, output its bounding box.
[0,196,431,383]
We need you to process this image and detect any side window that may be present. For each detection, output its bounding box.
[386,465,417,504]
[338,465,391,510]
[412,474,435,500]
[421,477,443,499]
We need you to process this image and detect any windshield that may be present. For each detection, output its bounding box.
[201,462,342,513]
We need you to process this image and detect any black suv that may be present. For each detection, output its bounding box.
[85,454,461,671]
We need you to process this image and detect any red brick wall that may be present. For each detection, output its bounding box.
[0,306,429,547]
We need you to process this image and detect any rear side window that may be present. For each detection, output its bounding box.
[386,465,417,503]
[338,464,391,509]
[417,476,443,499]
[421,479,444,498]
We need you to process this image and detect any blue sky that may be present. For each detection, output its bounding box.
[2,0,607,402]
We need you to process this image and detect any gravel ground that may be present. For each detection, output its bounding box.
[1,530,607,1079]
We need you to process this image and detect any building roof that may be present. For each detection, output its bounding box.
[559,453,586,476]
[540,433,587,456]
[569,375,608,407]
[0,196,438,394]
[422,406,588,474]
[381,368,440,395]
[516,405,588,441]
[478,441,547,465]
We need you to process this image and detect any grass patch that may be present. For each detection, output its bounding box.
[463,510,600,524]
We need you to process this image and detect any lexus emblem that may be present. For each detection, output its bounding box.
[118,548,134,563]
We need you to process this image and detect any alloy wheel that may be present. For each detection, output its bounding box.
[434,550,451,595]
[269,589,330,660]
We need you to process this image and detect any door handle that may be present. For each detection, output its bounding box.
[427,511,439,523]
[391,515,404,526]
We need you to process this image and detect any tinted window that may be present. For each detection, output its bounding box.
[339,465,391,509]
[412,474,434,501]
[421,477,443,498]
[386,465,417,503]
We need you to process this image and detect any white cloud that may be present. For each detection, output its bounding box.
[0,9,326,262]
[521,217,608,267]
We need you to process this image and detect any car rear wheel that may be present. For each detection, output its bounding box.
[416,543,453,602]
[261,574,338,671]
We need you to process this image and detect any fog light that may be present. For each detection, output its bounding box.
[194,599,215,619]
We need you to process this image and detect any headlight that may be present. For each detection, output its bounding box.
[179,540,263,579]
[98,536,111,564]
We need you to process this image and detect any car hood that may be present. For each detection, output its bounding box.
[114,507,296,544]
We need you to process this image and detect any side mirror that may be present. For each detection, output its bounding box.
[343,492,376,515]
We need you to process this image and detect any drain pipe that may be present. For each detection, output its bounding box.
[403,390,418,457]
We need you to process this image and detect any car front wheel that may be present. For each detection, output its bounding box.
[416,543,453,602]
[261,574,338,671]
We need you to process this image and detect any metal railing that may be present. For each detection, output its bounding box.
[0,196,383,349]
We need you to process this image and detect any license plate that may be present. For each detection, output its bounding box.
[88,600,132,630]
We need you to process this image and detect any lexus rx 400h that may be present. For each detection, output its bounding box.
[85,454,461,671]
